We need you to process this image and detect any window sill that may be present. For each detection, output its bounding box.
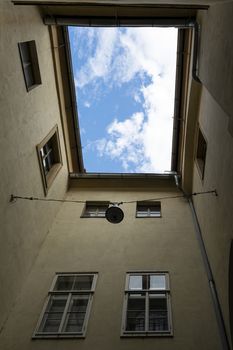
[121,332,173,337]
[80,215,106,218]
[32,334,85,339]
[26,83,41,92]
[136,215,162,218]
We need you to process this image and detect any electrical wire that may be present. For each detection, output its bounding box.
[10,190,217,206]
[123,189,217,204]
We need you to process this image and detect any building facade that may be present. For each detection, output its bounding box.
[0,1,233,349]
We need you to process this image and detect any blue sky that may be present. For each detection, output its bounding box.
[68,27,177,173]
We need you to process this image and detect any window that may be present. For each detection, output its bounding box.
[196,128,207,179]
[136,202,161,218]
[81,202,109,218]
[33,273,98,338]
[37,125,62,194]
[18,40,41,91]
[122,272,172,336]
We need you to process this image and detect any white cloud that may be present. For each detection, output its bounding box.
[96,113,146,171]
[133,93,141,103]
[80,127,86,135]
[84,101,91,108]
[76,28,118,88]
[73,27,178,172]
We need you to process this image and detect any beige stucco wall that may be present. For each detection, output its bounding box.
[0,2,68,329]
[1,1,232,348]
[0,184,221,349]
[192,86,233,344]
[198,1,233,127]
[191,2,233,345]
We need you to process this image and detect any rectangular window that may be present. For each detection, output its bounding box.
[136,202,161,218]
[33,273,98,338]
[196,128,207,179]
[122,272,172,336]
[81,202,109,218]
[18,40,41,91]
[37,125,62,195]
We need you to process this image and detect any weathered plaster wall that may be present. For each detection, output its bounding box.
[192,2,233,345]
[0,186,221,350]
[198,2,233,130]
[192,86,233,345]
[0,2,68,329]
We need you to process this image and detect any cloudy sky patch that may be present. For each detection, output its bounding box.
[69,27,178,173]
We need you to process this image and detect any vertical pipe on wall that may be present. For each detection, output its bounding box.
[174,175,230,349]
[189,198,231,350]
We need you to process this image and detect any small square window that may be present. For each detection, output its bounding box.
[18,40,41,91]
[196,128,207,179]
[33,273,98,338]
[136,202,161,218]
[81,202,109,218]
[122,272,172,337]
[37,125,62,194]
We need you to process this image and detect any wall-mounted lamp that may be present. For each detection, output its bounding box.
[105,203,124,224]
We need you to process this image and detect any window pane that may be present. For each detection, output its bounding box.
[64,313,85,332]
[129,275,142,290]
[137,204,148,211]
[74,275,93,290]
[40,318,61,333]
[137,212,148,217]
[19,40,41,90]
[85,204,108,217]
[20,42,31,63]
[63,296,89,333]
[39,296,67,333]
[149,295,168,331]
[150,275,166,290]
[54,276,75,290]
[126,294,145,331]
[85,205,97,217]
[68,296,89,312]
[149,206,161,217]
[149,205,160,211]
[24,64,35,87]
[137,202,161,217]
[97,206,108,216]
[46,296,67,312]
[196,129,207,177]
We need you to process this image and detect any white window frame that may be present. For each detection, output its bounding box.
[37,125,63,195]
[18,40,42,91]
[121,272,173,337]
[81,201,110,218]
[136,201,161,218]
[33,273,98,338]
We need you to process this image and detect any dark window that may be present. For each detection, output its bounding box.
[196,128,207,179]
[40,134,59,175]
[18,40,41,91]
[122,273,172,336]
[37,126,62,194]
[81,202,109,218]
[136,201,161,218]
